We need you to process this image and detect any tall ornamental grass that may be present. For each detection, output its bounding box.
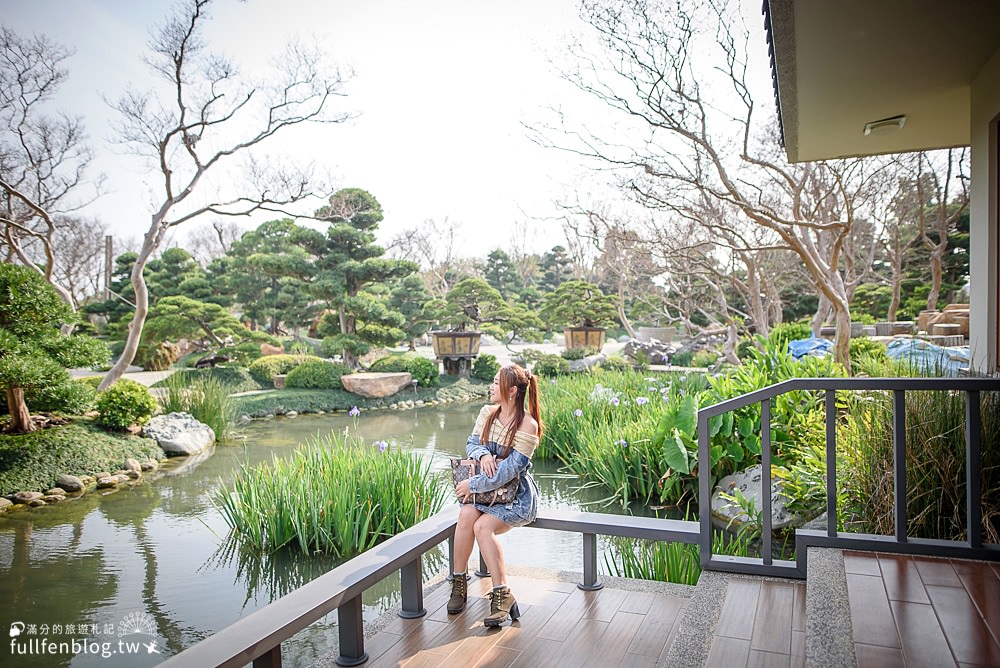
[159,373,240,442]
[540,370,708,507]
[838,363,1000,542]
[604,526,754,586]
[217,432,447,557]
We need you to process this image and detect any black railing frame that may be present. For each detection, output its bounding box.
[698,376,1000,579]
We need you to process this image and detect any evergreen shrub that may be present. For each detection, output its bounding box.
[95,379,158,431]
[26,378,98,415]
[247,354,314,386]
[369,355,439,386]
[285,359,351,390]
[471,354,500,381]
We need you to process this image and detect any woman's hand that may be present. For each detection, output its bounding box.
[455,479,472,502]
[479,453,497,477]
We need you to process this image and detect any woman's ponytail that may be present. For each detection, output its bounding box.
[526,372,543,442]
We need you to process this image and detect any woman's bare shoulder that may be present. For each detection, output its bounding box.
[516,413,539,436]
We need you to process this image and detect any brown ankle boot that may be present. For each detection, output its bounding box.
[483,586,520,627]
[447,575,467,614]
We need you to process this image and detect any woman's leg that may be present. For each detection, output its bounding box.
[473,513,512,585]
[448,505,483,614]
[453,504,482,574]
[475,514,520,626]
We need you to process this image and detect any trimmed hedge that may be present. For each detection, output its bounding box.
[247,354,316,386]
[369,354,439,387]
[0,419,163,495]
[285,359,351,390]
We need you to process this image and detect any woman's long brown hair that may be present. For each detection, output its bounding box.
[480,364,543,458]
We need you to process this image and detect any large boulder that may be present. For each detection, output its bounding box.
[341,372,413,398]
[710,464,817,533]
[142,412,216,456]
[623,338,674,365]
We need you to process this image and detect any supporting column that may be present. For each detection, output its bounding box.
[335,595,368,666]
[578,532,603,590]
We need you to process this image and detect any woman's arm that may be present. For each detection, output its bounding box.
[467,450,530,493]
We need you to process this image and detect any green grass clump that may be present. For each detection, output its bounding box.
[0,419,163,495]
[217,431,448,556]
[158,374,241,442]
[604,528,754,586]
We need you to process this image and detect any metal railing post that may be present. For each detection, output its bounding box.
[825,389,838,537]
[761,399,773,566]
[253,646,281,668]
[476,553,490,577]
[698,411,712,567]
[967,390,983,548]
[892,389,908,542]
[579,532,603,590]
[335,595,368,666]
[399,556,426,619]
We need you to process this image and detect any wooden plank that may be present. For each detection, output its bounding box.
[543,617,610,668]
[912,555,963,587]
[855,643,906,668]
[534,587,598,641]
[506,637,562,668]
[791,582,806,632]
[618,590,656,615]
[715,578,761,640]
[956,562,1000,641]
[472,645,520,668]
[626,593,685,659]
[747,649,790,667]
[706,636,750,665]
[889,599,956,668]
[877,554,930,604]
[926,583,1000,665]
[750,580,795,654]
[845,573,901,649]
[495,606,559,652]
[583,586,627,622]
[587,611,645,666]
[790,630,805,668]
[843,551,881,576]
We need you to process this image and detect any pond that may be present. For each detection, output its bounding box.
[0,403,635,667]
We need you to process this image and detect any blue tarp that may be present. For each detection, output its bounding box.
[885,338,970,376]
[787,336,833,360]
[787,335,969,376]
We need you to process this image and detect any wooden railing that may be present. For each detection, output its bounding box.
[697,377,1000,578]
[158,508,698,667]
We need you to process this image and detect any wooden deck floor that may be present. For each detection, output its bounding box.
[347,553,999,668]
[844,551,1000,668]
[362,572,689,668]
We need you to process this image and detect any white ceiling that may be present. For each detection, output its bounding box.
[767,0,1000,162]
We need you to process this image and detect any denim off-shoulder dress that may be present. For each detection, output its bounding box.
[464,404,539,527]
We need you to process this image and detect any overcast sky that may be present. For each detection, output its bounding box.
[3,0,617,260]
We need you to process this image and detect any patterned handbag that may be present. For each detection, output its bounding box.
[450,458,519,506]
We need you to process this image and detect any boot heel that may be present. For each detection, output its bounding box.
[509,603,520,621]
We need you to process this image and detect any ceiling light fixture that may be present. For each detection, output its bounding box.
[864,115,906,136]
